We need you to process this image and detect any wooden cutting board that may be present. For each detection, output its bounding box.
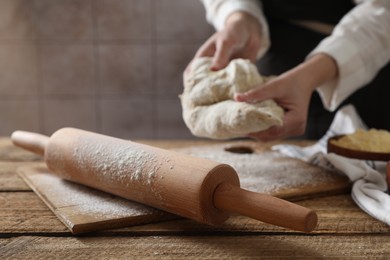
[18,140,350,234]
[18,164,176,234]
[173,141,350,200]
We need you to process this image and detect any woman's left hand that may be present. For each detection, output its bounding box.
[235,54,338,141]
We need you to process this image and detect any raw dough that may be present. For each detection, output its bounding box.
[180,57,284,139]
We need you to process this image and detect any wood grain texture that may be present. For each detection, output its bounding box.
[120,194,390,235]
[0,138,42,162]
[14,136,349,234]
[1,235,390,259]
[2,138,389,259]
[18,164,176,234]
[0,192,68,233]
[172,141,351,200]
[0,162,32,191]
[1,192,389,235]
[213,183,318,232]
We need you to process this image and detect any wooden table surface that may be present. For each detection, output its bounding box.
[1,137,390,259]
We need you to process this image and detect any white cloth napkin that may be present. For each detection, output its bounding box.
[273,105,390,226]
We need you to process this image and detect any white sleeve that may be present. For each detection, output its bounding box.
[309,0,390,111]
[200,0,270,58]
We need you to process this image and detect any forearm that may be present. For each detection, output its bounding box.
[309,0,390,111]
[286,54,338,94]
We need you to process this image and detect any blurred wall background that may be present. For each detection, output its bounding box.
[0,0,213,139]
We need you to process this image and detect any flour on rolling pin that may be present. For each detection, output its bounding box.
[73,140,157,184]
[174,143,347,196]
[74,142,175,204]
[58,136,171,188]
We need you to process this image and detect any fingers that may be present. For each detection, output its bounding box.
[234,36,261,63]
[248,112,307,141]
[234,83,274,103]
[195,35,217,59]
[234,90,260,103]
[191,32,235,71]
[211,37,236,71]
[211,31,261,70]
[191,19,262,71]
[247,126,284,142]
[200,30,252,71]
[184,34,218,77]
[185,31,241,76]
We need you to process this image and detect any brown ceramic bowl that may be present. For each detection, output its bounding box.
[327,135,390,161]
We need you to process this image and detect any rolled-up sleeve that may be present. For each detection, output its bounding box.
[309,0,390,111]
[200,0,270,58]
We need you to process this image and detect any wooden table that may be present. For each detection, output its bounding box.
[1,137,390,259]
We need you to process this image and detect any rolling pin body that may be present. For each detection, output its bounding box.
[12,127,317,231]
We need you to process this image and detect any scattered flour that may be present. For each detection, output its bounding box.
[175,143,341,194]
[31,173,159,219]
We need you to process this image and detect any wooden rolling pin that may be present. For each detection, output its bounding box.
[11,128,318,232]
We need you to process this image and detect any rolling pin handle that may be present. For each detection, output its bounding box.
[213,183,318,232]
[11,131,49,157]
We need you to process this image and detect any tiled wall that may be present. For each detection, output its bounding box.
[0,0,214,139]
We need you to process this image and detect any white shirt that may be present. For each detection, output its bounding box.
[200,0,390,111]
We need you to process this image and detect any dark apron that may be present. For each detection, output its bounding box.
[256,0,390,139]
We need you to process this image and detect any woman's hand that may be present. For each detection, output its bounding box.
[185,11,264,75]
[235,54,339,141]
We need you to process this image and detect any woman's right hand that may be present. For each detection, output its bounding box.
[185,11,264,75]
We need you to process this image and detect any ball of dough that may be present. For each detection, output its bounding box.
[180,57,284,140]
